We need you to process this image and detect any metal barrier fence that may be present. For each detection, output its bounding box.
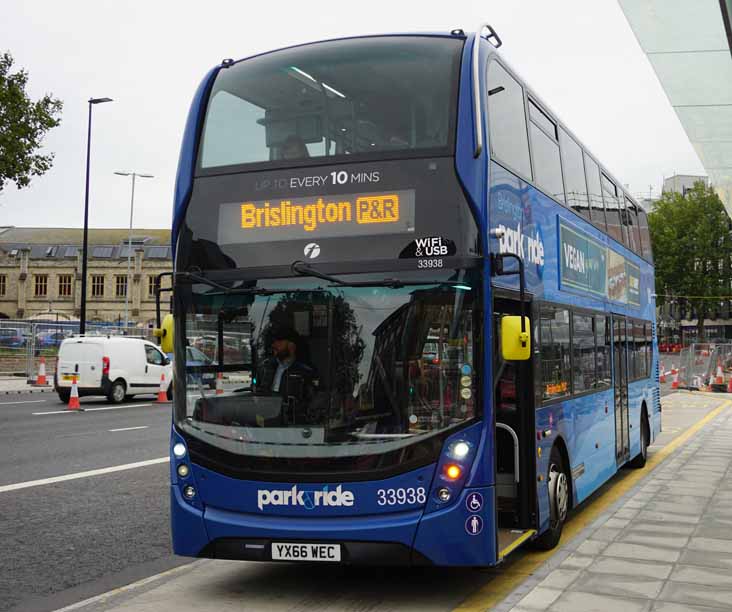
[0,319,156,381]
[673,343,732,391]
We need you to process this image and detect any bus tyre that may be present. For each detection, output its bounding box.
[629,413,649,469]
[534,446,570,550]
[107,380,126,404]
[57,389,70,403]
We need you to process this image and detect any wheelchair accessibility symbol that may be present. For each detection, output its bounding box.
[465,514,483,536]
[465,492,483,512]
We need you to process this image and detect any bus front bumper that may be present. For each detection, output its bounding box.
[170,484,498,567]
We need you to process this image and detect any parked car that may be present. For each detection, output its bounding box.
[186,345,216,389]
[193,334,250,363]
[0,327,27,348]
[35,331,70,348]
[55,336,173,403]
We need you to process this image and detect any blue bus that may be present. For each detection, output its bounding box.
[164,26,660,566]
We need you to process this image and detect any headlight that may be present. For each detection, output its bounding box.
[173,443,186,458]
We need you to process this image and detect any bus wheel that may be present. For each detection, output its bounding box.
[57,389,70,403]
[629,412,649,469]
[533,445,570,550]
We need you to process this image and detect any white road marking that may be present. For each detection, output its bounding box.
[0,399,46,405]
[51,561,199,612]
[84,403,153,412]
[0,457,169,494]
[108,425,149,432]
[33,402,153,415]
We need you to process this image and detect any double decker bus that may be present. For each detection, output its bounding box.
[163,25,660,566]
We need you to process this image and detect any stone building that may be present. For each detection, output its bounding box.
[0,227,172,325]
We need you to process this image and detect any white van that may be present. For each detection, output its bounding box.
[55,336,173,403]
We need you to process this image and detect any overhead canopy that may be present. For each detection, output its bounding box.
[619,0,732,214]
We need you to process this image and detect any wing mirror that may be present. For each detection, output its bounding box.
[501,316,531,361]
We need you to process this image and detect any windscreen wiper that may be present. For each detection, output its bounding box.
[291,261,472,290]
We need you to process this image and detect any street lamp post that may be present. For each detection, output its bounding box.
[80,97,113,335]
[114,171,154,329]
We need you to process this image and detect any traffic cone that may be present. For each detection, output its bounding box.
[215,372,224,395]
[671,365,678,375]
[157,373,168,403]
[659,363,666,383]
[671,370,679,390]
[726,377,732,393]
[36,356,47,385]
[715,360,724,385]
[67,375,80,410]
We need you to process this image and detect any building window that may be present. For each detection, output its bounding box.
[91,275,105,298]
[148,275,157,298]
[34,274,48,297]
[58,274,72,297]
[0,275,5,296]
[115,275,128,298]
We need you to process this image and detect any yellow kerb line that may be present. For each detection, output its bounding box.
[453,398,731,612]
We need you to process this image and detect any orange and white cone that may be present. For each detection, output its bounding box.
[157,373,168,403]
[715,360,724,385]
[36,356,47,385]
[67,375,81,410]
[215,372,224,395]
[671,370,680,390]
[659,364,666,384]
[726,377,732,393]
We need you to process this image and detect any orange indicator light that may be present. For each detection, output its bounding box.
[445,464,462,480]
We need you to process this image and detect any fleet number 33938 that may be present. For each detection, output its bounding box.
[376,487,427,506]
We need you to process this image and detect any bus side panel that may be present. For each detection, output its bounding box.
[412,486,496,566]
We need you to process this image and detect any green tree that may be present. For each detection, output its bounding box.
[0,51,63,192]
[648,182,732,341]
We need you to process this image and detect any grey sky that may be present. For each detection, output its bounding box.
[0,0,704,229]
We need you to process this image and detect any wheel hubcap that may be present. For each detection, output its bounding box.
[114,386,124,401]
[548,463,569,525]
[555,472,569,522]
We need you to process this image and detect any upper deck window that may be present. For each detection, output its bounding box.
[198,37,462,171]
[559,128,590,221]
[528,100,564,204]
[486,62,532,179]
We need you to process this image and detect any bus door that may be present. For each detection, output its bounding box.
[612,316,630,463]
[493,296,537,556]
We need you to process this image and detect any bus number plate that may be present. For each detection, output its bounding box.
[271,542,341,562]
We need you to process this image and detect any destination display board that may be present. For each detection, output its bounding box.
[559,220,642,305]
[217,189,416,245]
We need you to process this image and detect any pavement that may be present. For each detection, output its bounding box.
[0,377,54,394]
[14,391,725,612]
[499,392,732,612]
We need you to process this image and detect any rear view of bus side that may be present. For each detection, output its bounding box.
[166,26,660,567]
